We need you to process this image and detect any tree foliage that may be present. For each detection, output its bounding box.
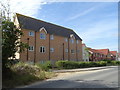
[2,20,28,69]
[0,0,28,70]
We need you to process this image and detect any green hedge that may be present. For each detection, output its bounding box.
[36,61,52,71]
[55,60,120,69]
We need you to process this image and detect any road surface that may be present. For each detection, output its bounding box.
[22,66,119,88]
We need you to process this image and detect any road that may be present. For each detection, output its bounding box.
[22,66,119,88]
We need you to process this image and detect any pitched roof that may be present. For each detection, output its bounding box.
[16,13,82,40]
[110,51,117,56]
[82,43,86,46]
[95,49,109,55]
[88,48,98,53]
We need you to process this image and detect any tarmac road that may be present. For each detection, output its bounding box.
[21,66,119,88]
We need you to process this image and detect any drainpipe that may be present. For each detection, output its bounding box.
[63,43,64,60]
[68,37,70,61]
[27,38,29,61]
[34,31,36,64]
[76,40,78,61]
[49,34,50,60]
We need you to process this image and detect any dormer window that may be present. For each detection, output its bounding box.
[29,32,34,36]
[40,33,46,39]
[50,35,54,40]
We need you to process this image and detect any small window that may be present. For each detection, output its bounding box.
[77,40,79,44]
[50,35,54,40]
[50,48,54,52]
[29,32,34,36]
[77,50,80,53]
[40,46,45,53]
[65,48,68,53]
[40,61,45,64]
[29,46,34,51]
[65,38,68,42]
[71,49,74,54]
[70,39,74,44]
[40,33,46,39]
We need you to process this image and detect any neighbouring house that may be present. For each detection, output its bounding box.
[82,43,89,62]
[14,13,83,64]
[110,51,118,60]
[95,49,111,60]
[88,48,103,62]
[88,48,112,61]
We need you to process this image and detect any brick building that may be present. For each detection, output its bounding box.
[14,13,83,64]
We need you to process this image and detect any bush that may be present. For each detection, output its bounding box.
[36,61,52,71]
[3,61,55,88]
[56,60,109,69]
[11,62,42,76]
[111,61,120,65]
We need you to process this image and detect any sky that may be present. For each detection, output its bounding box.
[1,0,118,52]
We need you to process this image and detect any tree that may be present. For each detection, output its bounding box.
[0,0,28,71]
[2,20,28,69]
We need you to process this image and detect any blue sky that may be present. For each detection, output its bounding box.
[8,1,118,51]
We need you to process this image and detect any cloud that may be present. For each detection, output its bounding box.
[10,0,49,17]
[66,7,96,21]
[79,18,117,43]
[0,0,51,18]
[93,43,118,51]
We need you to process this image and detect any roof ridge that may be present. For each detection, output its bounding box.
[16,13,73,32]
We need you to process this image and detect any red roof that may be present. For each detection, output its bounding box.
[110,51,117,56]
[89,48,99,53]
[95,49,109,55]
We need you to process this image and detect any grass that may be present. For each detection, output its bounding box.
[3,62,56,88]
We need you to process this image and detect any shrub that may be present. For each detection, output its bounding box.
[11,62,42,76]
[56,60,109,69]
[111,61,120,65]
[36,61,52,71]
[98,61,107,66]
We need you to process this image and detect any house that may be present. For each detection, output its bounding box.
[88,48,111,61]
[96,49,111,60]
[110,51,118,60]
[14,13,83,64]
[82,43,89,62]
[88,48,103,61]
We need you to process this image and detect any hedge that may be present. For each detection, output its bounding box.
[55,60,120,69]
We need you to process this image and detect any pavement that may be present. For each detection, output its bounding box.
[52,66,118,73]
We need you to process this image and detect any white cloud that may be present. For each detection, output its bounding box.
[0,0,51,18]
[79,19,118,43]
[10,0,48,17]
[66,7,96,21]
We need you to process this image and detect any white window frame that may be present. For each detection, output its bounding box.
[28,46,34,51]
[40,33,46,39]
[65,38,68,42]
[50,48,54,52]
[65,48,68,53]
[71,49,75,54]
[50,35,54,40]
[29,32,34,36]
[70,39,74,44]
[40,46,46,53]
